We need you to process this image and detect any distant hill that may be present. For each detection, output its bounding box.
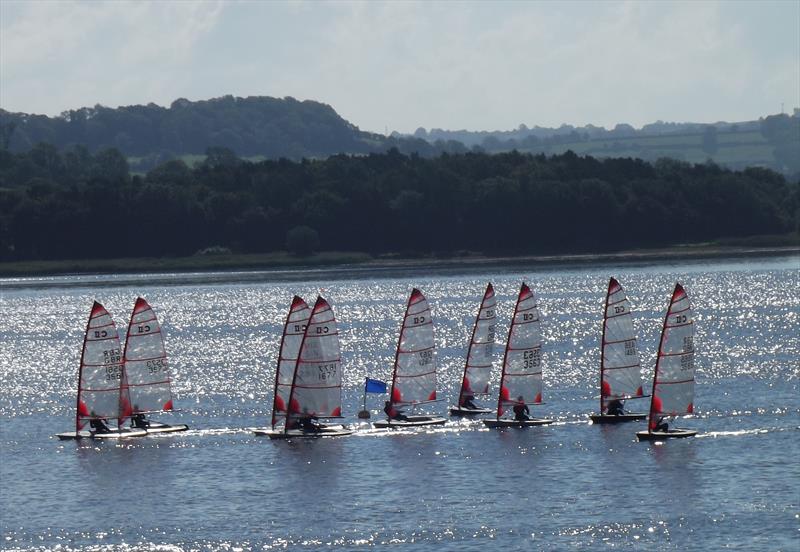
[0,95,450,172]
[1,96,798,176]
[407,111,800,177]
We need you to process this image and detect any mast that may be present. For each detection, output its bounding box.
[457,283,496,404]
[496,283,542,420]
[284,295,343,432]
[388,288,437,410]
[271,296,310,429]
[647,283,695,431]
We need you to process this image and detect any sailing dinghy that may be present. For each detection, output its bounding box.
[374,288,446,428]
[636,283,697,441]
[258,296,352,439]
[120,297,188,434]
[254,296,310,436]
[589,278,647,424]
[450,283,496,416]
[484,283,553,428]
[56,302,147,440]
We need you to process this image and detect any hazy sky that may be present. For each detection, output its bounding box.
[1,0,798,134]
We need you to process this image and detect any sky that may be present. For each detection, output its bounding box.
[0,0,798,134]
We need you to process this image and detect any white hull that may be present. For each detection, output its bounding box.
[373,416,447,428]
[141,422,189,434]
[589,413,647,424]
[55,428,148,440]
[254,426,353,439]
[483,418,553,428]
[449,406,494,416]
[636,428,697,441]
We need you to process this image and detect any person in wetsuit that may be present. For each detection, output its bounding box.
[606,399,625,416]
[460,394,478,410]
[89,417,111,434]
[132,413,150,429]
[384,401,409,421]
[512,397,530,421]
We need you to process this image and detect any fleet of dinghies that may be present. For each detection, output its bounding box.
[57,280,698,442]
[56,298,187,440]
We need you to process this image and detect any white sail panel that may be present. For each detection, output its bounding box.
[458,283,497,401]
[649,283,695,428]
[121,297,173,418]
[287,296,343,418]
[601,277,644,406]
[272,296,311,427]
[390,288,437,405]
[76,302,124,429]
[497,283,543,417]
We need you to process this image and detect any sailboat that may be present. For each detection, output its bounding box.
[258,295,352,438]
[484,283,553,428]
[374,288,447,428]
[254,296,310,435]
[56,302,147,440]
[589,277,647,423]
[636,283,697,441]
[120,297,188,434]
[449,283,496,416]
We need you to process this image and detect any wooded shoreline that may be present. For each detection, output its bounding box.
[2,242,796,279]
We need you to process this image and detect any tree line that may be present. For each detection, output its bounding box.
[0,143,797,262]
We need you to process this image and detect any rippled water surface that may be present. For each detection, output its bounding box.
[1,255,798,551]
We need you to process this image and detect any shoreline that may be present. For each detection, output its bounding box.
[0,243,797,281]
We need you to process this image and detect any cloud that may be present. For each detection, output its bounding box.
[1,0,224,113]
[1,0,797,132]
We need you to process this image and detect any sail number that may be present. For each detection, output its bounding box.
[318,363,337,380]
[146,358,167,374]
[523,349,541,368]
[293,324,307,333]
[104,365,122,381]
[136,324,152,334]
[674,314,688,324]
[413,316,426,325]
[102,347,122,382]
[487,324,496,343]
[614,305,626,314]
[624,340,637,356]
[522,313,537,322]
[418,350,433,366]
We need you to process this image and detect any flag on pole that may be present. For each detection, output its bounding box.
[364,378,387,394]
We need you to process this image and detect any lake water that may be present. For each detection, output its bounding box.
[1,255,798,551]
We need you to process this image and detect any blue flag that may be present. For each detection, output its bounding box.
[365,378,387,394]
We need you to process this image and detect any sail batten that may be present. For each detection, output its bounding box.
[389,288,439,407]
[599,278,644,413]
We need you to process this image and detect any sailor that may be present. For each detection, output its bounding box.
[300,415,322,432]
[89,415,111,434]
[606,399,625,416]
[460,393,478,410]
[512,396,530,421]
[655,416,669,432]
[384,400,409,421]
[132,412,150,429]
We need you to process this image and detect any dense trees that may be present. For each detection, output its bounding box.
[0,144,796,263]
